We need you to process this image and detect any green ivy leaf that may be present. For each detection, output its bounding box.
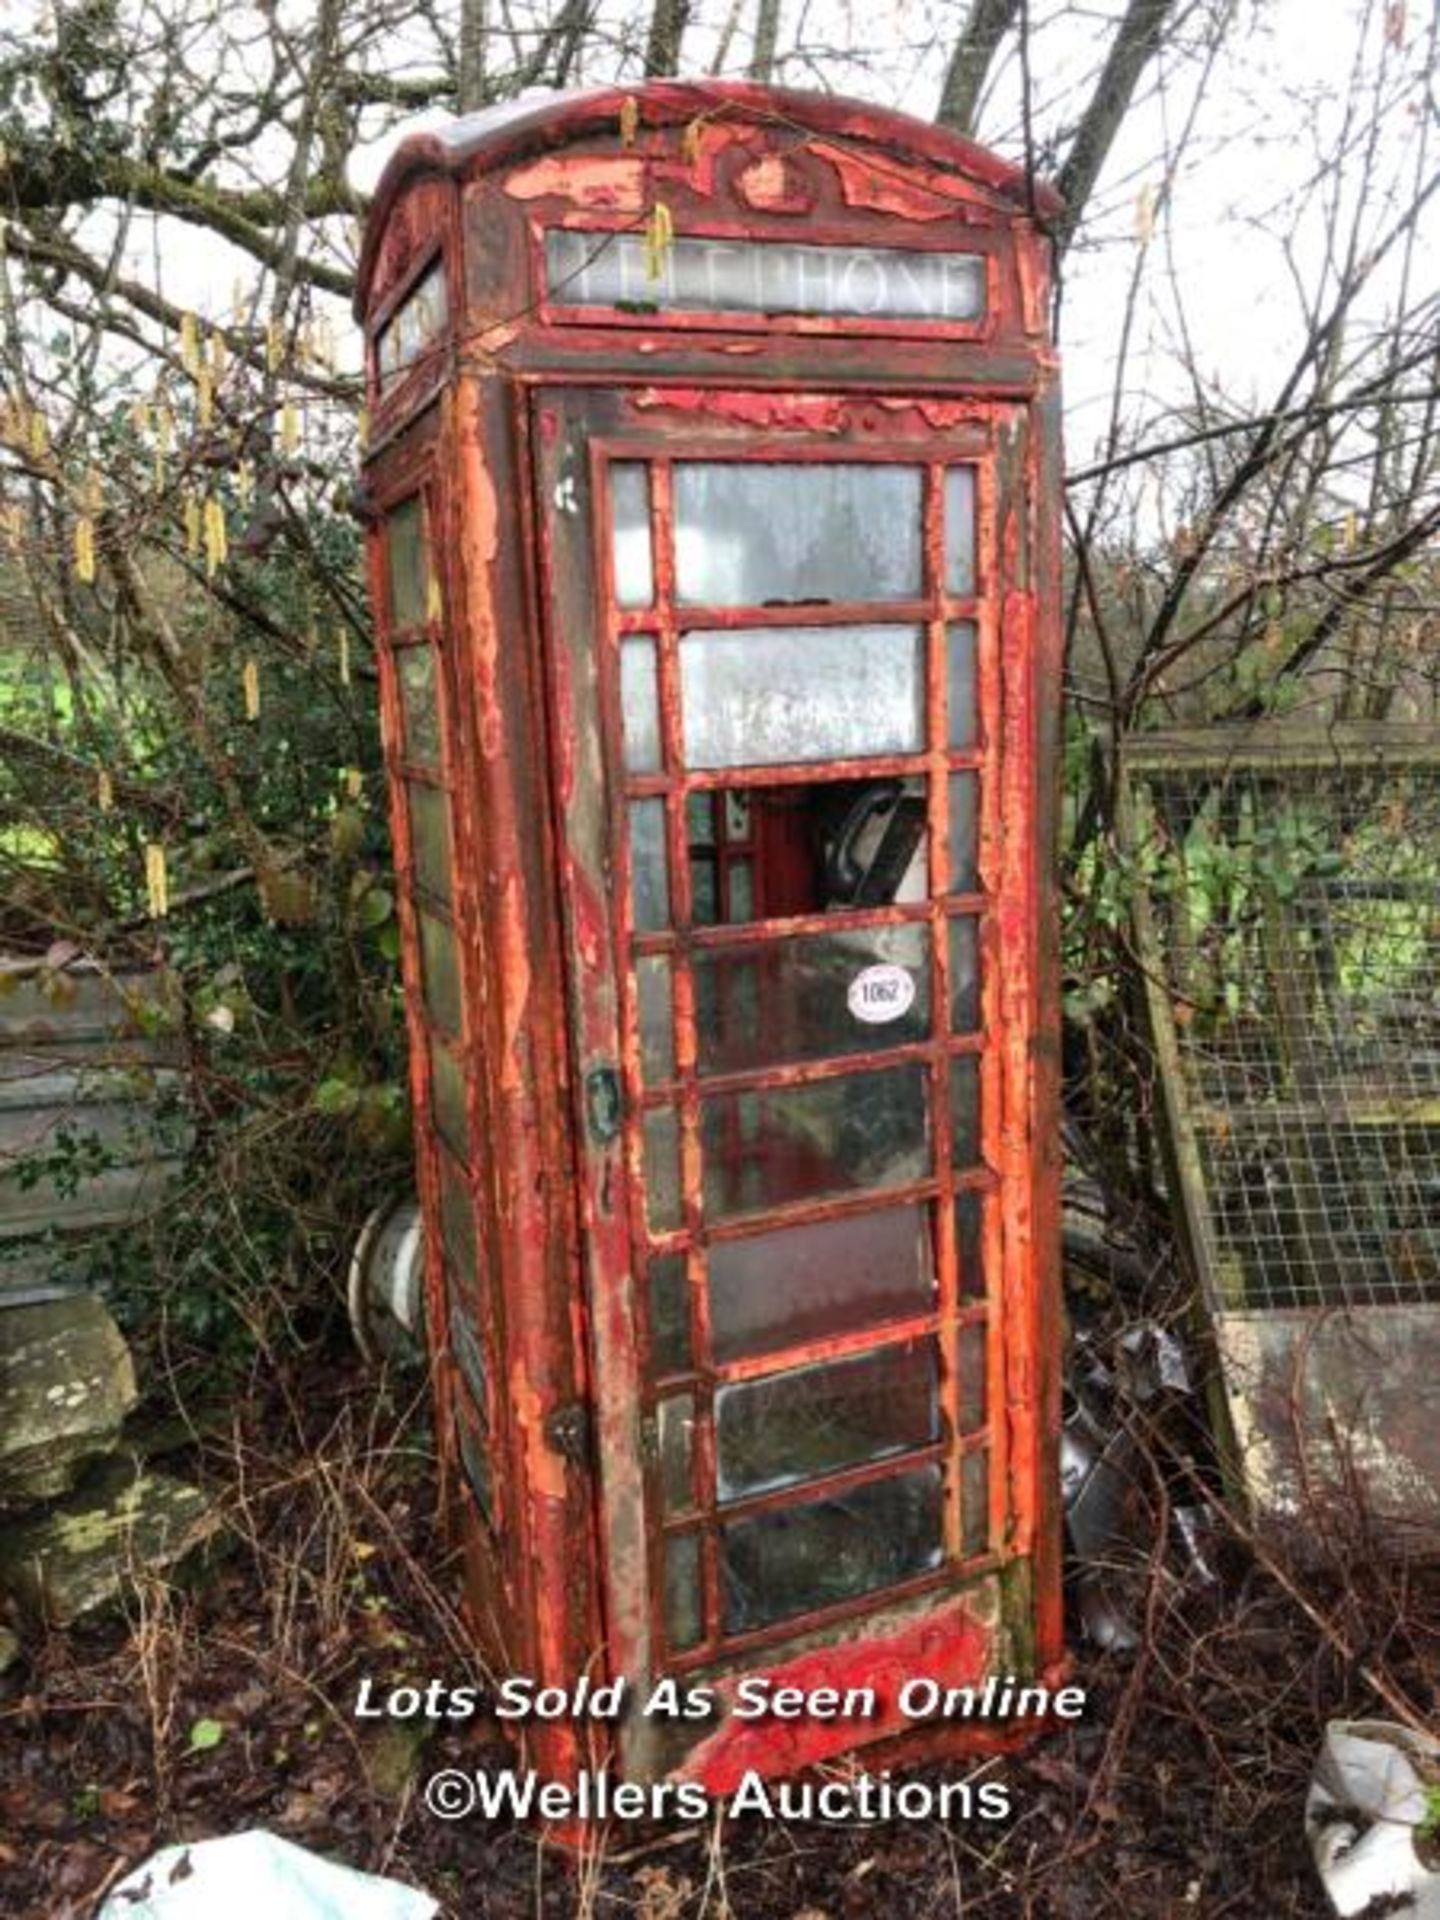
[356,884,394,929]
[188,1717,225,1753]
[314,1077,361,1115]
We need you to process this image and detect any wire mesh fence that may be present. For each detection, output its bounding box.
[1126,726,1440,1314]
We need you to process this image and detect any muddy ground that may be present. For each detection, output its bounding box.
[1,1355,1433,1919]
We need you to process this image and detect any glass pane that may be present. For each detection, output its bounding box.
[450,1287,488,1406]
[431,1041,469,1158]
[957,1319,987,1433]
[681,625,924,770]
[955,1190,985,1300]
[377,259,448,393]
[721,1465,944,1634]
[702,1065,929,1221]
[665,1532,702,1651]
[696,924,930,1077]
[949,772,978,892]
[620,637,662,772]
[691,854,719,926]
[635,956,674,1083]
[949,917,980,1032]
[710,1204,934,1363]
[408,783,452,905]
[546,230,985,323]
[439,1157,477,1278]
[386,496,428,630]
[630,800,669,932]
[657,1394,695,1513]
[456,1405,492,1521]
[674,464,922,606]
[643,1106,682,1231]
[419,911,462,1037]
[716,1341,938,1502]
[727,860,754,922]
[687,792,717,844]
[398,646,442,768]
[610,463,654,609]
[947,621,977,748]
[951,1055,981,1168]
[961,1448,990,1557]
[648,1253,690,1375]
[945,468,977,596]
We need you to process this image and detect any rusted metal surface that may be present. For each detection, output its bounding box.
[357,80,1063,1800]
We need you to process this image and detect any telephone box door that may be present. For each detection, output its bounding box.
[534,384,1038,1782]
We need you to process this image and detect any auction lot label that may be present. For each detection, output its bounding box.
[354,1670,1088,1826]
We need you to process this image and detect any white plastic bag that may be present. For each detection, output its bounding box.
[1307,1719,1440,1918]
[95,1830,438,1920]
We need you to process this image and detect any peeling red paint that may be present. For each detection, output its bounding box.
[368,179,453,319]
[356,81,1062,306]
[734,152,812,213]
[504,154,647,210]
[1016,231,1050,339]
[497,873,531,1095]
[826,144,994,223]
[510,1364,567,1500]
[680,1599,993,1793]
[650,119,748,197]
[876,396,993,429]
[631,387,847,431]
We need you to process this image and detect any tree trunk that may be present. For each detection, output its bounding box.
[458,0,488,111]
[935,0,1021,137]
[644,0,691,75]
[749,0,781,83]
[1055,0,1179,251]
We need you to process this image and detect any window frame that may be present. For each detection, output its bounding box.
[590,435,1001,1665]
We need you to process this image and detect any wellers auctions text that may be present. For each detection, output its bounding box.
[422,1766,1013,1824]
[357,1672,1086,1726]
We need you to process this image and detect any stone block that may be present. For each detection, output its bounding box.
[0,1295,138,1506]
[0,1455,221,1626]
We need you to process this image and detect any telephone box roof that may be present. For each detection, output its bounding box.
[356,79,1062,317]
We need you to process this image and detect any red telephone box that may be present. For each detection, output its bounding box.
[356,80,1063,1794]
